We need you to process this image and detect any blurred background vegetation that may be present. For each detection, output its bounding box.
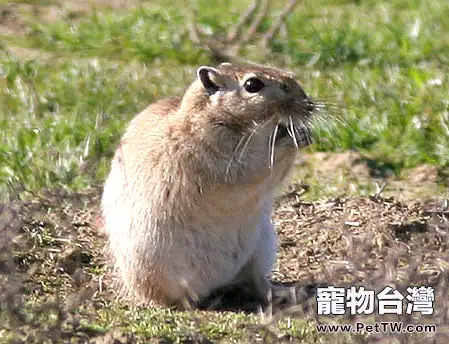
[1,0,448,200]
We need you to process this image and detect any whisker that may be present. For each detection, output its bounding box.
[309,113,345,136]
[293,122,306,147]
[308,104,349,134]
[288,116,299,149]
[226,117,275,178]
[237,117,275,162]
[269,122,279,169]
[294,119,313,146]
[237,127,258,163]
[226,131,251,178]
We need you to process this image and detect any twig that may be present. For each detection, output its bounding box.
[373,180,387,200]
[241,0,270,43]
[183,0,299,62]
[184,1,201,45]
[226,0,260,43]
[262,0,300,47]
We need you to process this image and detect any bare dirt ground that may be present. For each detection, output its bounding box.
[1,174,448,343]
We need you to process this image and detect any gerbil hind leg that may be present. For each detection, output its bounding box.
[195,218,276,310]
[236,214,277,306]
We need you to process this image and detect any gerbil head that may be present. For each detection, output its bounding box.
[180,63,315,172]
[181,63,314,147]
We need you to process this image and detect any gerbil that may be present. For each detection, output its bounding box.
[101,62,315,308]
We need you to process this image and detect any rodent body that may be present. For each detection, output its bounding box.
[101,63,314,307]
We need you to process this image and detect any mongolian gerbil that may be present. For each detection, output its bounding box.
[101,62,315,308]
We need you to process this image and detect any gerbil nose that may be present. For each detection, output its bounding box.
[306,98,315,112]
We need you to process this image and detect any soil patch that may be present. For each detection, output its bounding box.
[1,187,448,342]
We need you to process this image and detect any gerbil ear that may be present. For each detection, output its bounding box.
[197,66,223,95]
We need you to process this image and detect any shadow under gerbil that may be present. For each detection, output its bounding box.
[197,281,325,314]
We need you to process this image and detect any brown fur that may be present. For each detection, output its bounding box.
[101,62,314,307]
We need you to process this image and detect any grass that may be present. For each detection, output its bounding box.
[1,0,449,200]
[1,0,449,343]
[0,53,193,197]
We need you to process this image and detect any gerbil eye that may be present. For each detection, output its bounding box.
[243,77,265,93]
